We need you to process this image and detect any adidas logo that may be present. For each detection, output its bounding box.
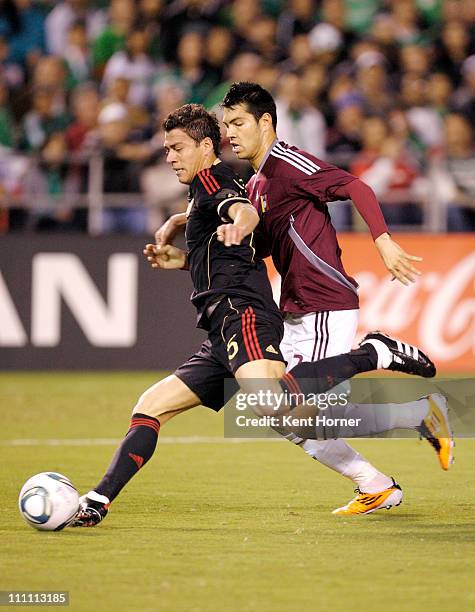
[128,453,144,469]
[266,345,278,354]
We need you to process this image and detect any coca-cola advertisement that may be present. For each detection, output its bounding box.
[266,234,475,373]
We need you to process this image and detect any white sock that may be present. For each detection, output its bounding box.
[88,490,110,505]
[298,438,394,493]
[333,398,429,437]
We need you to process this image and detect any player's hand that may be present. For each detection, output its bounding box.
[375,233,422,285]
[143,243,187,269]
[154,213,187,246]
[217,223,246,246]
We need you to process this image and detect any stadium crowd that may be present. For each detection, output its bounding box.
[1,0,475,233]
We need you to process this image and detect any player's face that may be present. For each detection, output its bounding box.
[223,104,265,162]
[164,128,209,184]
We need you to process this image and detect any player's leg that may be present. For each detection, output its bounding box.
[282,311,397,501]
[73,341,234,527]
[71,374,201,527]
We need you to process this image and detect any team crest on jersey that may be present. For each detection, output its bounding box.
[217,188,239,200]
[260,194,268,213]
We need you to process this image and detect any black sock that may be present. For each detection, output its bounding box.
[94,413,160,502]
[281,346,378,398]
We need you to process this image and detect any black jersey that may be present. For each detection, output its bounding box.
[185,161,279,330]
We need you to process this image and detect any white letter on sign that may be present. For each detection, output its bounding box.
[0,272,28,346]
[31,254,137,347]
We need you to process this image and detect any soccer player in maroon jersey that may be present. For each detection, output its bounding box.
[220,82,441,515]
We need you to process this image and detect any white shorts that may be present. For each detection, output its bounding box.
[281,309,359,371]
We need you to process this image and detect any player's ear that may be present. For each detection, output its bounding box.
[260,112,274,132]
[201,136,214,154]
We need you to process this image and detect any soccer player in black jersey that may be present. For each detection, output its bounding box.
[72,105,437,527]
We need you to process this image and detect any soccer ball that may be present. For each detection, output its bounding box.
[18,472,79,531]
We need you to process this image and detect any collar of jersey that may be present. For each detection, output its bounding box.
[255,138,279,178]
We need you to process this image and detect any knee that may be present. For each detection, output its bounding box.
[133,386,168,419]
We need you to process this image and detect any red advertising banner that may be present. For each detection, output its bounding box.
[266,234,475,373]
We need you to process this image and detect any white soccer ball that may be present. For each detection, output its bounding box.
[18,472,79,531]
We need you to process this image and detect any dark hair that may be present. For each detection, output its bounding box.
[163,103,221,155]
[222,82,277,130]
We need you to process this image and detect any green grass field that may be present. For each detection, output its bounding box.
[1,372,474,612]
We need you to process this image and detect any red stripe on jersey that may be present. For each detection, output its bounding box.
[198,171,214,194]
[241,313,254,361]
[207,169,220,191]
[248,307,263,359]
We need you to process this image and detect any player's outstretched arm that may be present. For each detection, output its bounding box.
[143,244,188,270]
[217,202,259,247]
[374,233,422,285]
[332,179,422,285]
[154,213,187,246]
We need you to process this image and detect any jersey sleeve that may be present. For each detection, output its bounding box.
[294,164,357,203]
[194,169,252,221]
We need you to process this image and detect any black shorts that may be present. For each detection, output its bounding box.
[174,297,284,411]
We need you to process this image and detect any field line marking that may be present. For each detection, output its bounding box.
[0,437,284,446]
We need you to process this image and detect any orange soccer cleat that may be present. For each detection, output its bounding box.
[332,479,403,516]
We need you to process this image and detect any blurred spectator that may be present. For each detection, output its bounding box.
[97,102,150,233]
[205,26,235,85]
[142,78,189,230]
[45,0,106,58]
[275,72,326,159]
[24,131,83,231]
[65,82,99,155]
[276,0,316,50]
[137,0,163,60]
[102,26,156,107]
[0,34,24,88]
[62,20,92,87]
[399,44,432,80]
[454,54,475,128]
[279,33,313,73]
[345,0,379,35]
[435,20,472,87]
[369,13,399,73]
[435,113,475,231]
[0,77,15,147]
[308,22,342,69]
[387,106,426,164]
[0,0,46,67]
[389,0,422,44]
[427,72,455,118]
[326,100,363,169]
[167,29,218,105]
[91,0,135,77]
[244,15,281,63]
[160,0,222,62]
[350,116,423,226]
[22,87,70,151]
[204,52,263,109]
[33,55,69,101]
[400,74,444,150]
[319,0,357,60]
[355,50,393,115]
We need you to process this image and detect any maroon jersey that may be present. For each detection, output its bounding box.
[246,140,360,314]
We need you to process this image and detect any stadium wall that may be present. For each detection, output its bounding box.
[1,235,473,372]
